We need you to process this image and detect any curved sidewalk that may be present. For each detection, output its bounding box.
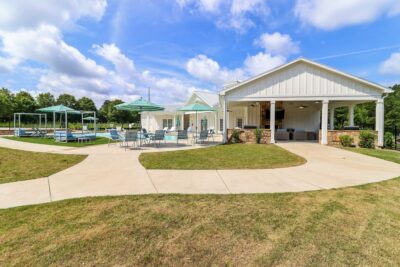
[0,138,399,209]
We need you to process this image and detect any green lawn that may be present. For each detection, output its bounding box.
[1,177,400,266]
[139,144,306,169]
[4,136,109,147]
[0,147,86,184]
[346,147,400,164]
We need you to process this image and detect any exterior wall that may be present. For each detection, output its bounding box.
[227,129,271,144]
[226,61,382,100]
[282,102,320,131]
[318,130,378,146]
[187,112,218,131]
[141,113,180,132]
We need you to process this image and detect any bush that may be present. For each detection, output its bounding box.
[254,128,263,144]
[339,135,353,147]
[384,132,395,149]
[359,131,375,149]
[231,129,241,143]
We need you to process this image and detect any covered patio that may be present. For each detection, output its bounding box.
[220,58,391,147]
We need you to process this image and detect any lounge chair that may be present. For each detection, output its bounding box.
[14,128,34,137]
[163,127,169,132]
[150,130,165,147]
[177,130,189,145]
[32,128,47,137]
[169,126,176,132]
[54,131,77,142]
[276,129,290,141]
[197,130,209,144]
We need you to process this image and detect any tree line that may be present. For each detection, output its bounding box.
[0,88,139,126]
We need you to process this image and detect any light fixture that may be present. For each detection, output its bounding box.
[298,105,308,109]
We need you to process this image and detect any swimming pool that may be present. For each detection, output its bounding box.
[95,132,177,141]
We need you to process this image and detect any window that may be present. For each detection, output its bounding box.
[162,119,173,129]
[237,118,243,128]
[201,119,208,131]
[219,118,224,131]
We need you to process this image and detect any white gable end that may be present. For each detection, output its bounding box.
[225,61,384,100]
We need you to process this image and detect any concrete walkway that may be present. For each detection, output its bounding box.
[1,138,399,209]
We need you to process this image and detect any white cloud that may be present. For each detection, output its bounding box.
[255,32,300,57]
[379,52,400,75]
[93,43,135,78]
[186,55,244,86]
[0,0,107,31]
[1,25,108,78]
[294,0,400,30]
[177,0,268,32]
[244,53,285,76]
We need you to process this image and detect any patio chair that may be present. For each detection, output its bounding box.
[197,130,209,144]
[276,128,290,141]
[163,127,169,132]
[208,129,215,142]
[176,130,189,145]
[141,128,150,144]
[108,129,122,146]
[170,126,176,132]
[120,130,138,150]
[293,129,307,141]
[150,130,165,147]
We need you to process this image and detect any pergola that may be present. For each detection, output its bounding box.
[13,113,47,130]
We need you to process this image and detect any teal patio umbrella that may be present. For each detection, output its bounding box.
[83,116,98,121]
[115,97,165,146]
[115,98,164,113]
[177,102,215,135]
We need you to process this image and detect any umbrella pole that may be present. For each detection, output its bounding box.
[196,111,198,143]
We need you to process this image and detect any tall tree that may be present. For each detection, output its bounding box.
[98,99,139,126]
[36,93,55,108]
[56,94,78,109]
[385,84,400,130]
[0,88,14,128]
[14,91,36,113]
[77,97,97,112]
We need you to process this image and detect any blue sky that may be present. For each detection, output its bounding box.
[0,0,400,106]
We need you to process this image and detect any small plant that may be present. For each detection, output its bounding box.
[359,131,375,149]
[254,128,263,144]
[231,129,241,143]
[384,132,395,149]
[339,135,353,147]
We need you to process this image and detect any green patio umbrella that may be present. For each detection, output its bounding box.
[177,102,215,135]
[115,98,164,112]
[115,97,165,146]
[83,116,99,121]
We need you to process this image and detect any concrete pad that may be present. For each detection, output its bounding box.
[0,178,51,209]
[50,152,156,201]
[148,170,229,194]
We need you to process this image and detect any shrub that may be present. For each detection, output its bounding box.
[254,128,263,144]
[339,135,353,147]
[231,129,241,143]
[384,132,395,149]
[359,131,375,149]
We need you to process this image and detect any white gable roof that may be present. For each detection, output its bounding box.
[186,91,219,107]
[220,58,391,96]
